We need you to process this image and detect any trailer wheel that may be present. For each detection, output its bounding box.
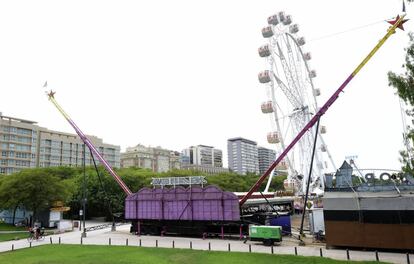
[263,239,274,246]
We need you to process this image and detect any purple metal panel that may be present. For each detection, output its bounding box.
[204,186,223,200]
[192,200,203,220]
[163,188,178,200]
[125,200,136,219]
[176,186,188,200]
[154,188,164,200]
[137,188,153,200]
[125,185,240,221]
[191,187,204,200]
[125,200,131,219]
[223,201,231,220]
[125,194,137,220]
[164,200,189,220]
[223,190,240,221]
[137,200,162,220]
[208,200,223,220]
[192,200,223,221]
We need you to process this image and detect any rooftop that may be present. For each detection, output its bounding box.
[0,112,37,124]
[227,137,257,145]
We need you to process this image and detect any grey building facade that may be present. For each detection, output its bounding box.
[227,137,259,175]
[0,113,120,175]
[258,146,276,175]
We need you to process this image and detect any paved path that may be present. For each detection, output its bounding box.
[0,223,411,264]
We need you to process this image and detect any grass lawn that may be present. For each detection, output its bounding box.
[0,223,27,232]
[0,223,54,242]
[0,233,28,242]
[0,223,28,242]
[0,245,385,264]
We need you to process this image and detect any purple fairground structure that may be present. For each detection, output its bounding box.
[125,186,240,221]
[126,185,245,236]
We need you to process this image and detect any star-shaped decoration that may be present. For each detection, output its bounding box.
[47,90,56,98]
[387,15,409,31]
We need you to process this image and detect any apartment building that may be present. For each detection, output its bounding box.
[227,137,259,175]
[37,129,120,168]
[120,144,180,173]
[181,145,223,167]
[258,146,276,175]
[0,113,120,174]
[180,145,227,174]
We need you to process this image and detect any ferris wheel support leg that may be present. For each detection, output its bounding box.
[317,135,336,191]
[264,170,274,193]
[319,135,337,172]
[299,117,321,236]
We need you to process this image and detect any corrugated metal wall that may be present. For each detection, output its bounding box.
[125,186,240,221]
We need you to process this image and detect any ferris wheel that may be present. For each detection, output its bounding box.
[257,11,335,195]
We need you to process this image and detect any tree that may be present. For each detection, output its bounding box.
[1,165,287,221]
[0,168,70,225]
[388,33,414,173]
[0,175,25,224]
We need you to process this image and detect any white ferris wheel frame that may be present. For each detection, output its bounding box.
[260,16,335,194]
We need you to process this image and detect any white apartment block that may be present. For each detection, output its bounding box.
[181,145,223,167]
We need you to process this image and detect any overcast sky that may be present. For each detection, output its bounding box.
[0,0,412,171]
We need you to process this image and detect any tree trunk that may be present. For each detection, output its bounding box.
[32,208,37,227]
[12,205,18,225]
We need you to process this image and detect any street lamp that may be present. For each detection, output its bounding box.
[81,144,87,238]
